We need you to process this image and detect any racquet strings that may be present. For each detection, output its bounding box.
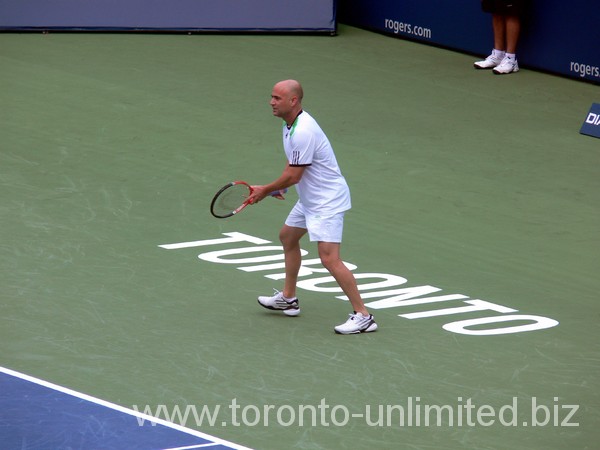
[213,183,250,216]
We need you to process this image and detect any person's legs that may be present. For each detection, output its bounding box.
[492,14,507,51]
[474,12,506,69]
[505,15,521,54]
[259,209,376,332]
[280,224,307,299]
[256,207,305,316]
[493,13,520,74]
[317,241,369,316]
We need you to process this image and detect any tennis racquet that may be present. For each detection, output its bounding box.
[210,181,287,219]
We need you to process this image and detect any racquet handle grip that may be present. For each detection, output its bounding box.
[269,188,288,197]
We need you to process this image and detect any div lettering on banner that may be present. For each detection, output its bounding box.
[580,103,600,139]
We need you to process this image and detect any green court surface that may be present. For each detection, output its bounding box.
[1,25,599,449]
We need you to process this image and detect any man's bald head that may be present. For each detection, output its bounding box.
[270,80,304,125]
[274,79,304,102]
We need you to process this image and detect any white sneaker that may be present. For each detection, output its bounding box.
[493,57,519,74]
[258,290,300,316]
[334,312,378,334]
[474,54,503,70]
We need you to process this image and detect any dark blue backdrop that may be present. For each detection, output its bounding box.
[338,0,600,82]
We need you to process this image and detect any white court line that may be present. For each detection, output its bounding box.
[163,444,220,449]
[0,366,253,450]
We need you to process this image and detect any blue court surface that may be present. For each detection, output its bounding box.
[0,367,252,450]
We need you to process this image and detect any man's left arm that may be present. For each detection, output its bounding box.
[248,164,305,204]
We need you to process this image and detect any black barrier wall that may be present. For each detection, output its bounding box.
[339,0,599,83]
[0,0,336,33]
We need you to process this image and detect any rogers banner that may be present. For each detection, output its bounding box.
[0,0,337,33]
[339,0,600,83]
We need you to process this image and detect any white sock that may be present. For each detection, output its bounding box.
[492,49,506,59]
[505,52,516,60]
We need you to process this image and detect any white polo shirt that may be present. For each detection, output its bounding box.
[282,111,351,215]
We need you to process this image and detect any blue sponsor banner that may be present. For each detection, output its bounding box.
[580,103,600,139]
[0,0,337,33]
[339,0,600,83]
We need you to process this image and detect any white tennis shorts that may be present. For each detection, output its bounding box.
[285,202,345,243]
